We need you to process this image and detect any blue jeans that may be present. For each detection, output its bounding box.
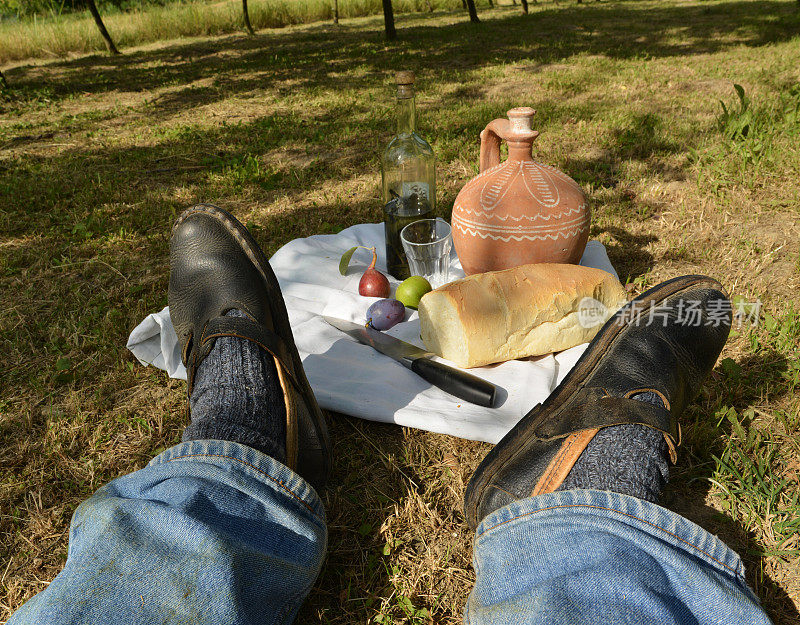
[467,489,771,625]
[9,440,771,625]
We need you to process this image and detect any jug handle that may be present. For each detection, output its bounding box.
[479,118,510,173]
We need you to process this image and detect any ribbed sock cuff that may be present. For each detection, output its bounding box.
[183,310,287,463]
[558,392,670,503]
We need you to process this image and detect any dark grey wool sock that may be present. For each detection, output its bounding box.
[558,392,670,503]
[183,309,287,462]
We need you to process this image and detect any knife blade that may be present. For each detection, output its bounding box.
[322,315,496,408]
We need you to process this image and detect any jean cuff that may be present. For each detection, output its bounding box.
[475,489,749,586]
[149,439,325,524]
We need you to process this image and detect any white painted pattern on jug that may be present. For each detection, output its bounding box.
[453,212,589,235]
[454,204,587,223]
[469,160,580,214]
[452,221,589,243]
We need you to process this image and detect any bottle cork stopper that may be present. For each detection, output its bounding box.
[395,71,415,86]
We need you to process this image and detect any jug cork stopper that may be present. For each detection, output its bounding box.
[505,107,539,140]
[507,107,536,131]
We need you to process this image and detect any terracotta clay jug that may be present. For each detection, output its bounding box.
[451,107,590,275]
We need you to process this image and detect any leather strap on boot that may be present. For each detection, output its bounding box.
[528,387,678,497]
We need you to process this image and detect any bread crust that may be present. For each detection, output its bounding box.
[418,264,628,368]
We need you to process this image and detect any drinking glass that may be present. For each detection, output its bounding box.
[400,218,452,288]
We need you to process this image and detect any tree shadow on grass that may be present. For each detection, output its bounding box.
[564,110,684,186]
[302,411,480,623]
[594,225,657,280]
[302,413,413,623]
[667,487,800,624]
[566,110,682,282]
[665,347,800,624]
[4,0,800,112]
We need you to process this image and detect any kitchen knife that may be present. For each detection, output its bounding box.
[323,315,496,408]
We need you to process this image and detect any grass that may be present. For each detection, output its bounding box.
[0,0,469,64]
[693,82,800,191]
[1,0,800,622]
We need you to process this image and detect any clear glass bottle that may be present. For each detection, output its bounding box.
[381,71,436,280]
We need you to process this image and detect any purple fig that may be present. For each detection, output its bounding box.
[366,299,405,331]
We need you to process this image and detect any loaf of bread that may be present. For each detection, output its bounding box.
[418,263,628,368]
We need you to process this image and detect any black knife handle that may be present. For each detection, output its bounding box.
[410,358,497,408]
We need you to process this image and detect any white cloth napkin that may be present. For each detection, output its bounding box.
[127,223,618,444]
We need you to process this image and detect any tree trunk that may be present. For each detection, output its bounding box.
[86,0,120,55]
[487,0,493,7]
[382,0,396,39]
[461,0,467,9]
[333,0,339,24]
[0,70,8,90]
[465,0,480,22]
[520,0,529,11]
[424,0,434,12]
[242,0,255,34]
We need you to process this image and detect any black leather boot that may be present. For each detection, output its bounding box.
[168,204,331,490]
[464,275,731,529]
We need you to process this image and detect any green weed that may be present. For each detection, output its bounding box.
[710,406,800,558]
[695,82,800,191]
